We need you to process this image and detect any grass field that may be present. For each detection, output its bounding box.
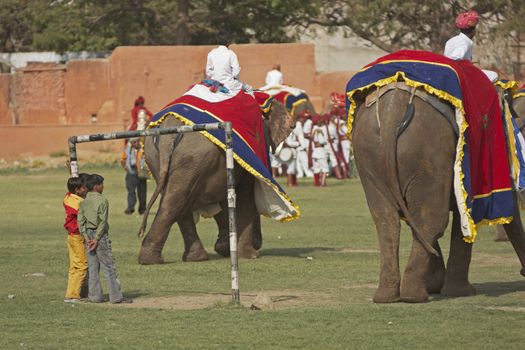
[1,165,524,349]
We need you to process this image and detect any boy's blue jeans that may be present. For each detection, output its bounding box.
[85,232,123,303]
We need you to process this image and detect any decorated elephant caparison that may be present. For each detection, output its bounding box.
[137,101,294,265]
[351,82,525,303]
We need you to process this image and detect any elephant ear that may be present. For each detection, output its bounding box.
[266,100,294,152]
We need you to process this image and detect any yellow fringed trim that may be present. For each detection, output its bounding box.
[149,110,301,222]
[463,216,514,243]
[495,80,519,91]
[514,92,525,99]
[289,98,308,119]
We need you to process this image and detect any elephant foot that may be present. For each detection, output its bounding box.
[493,225,509,242]
[138,247,165,265]
[238,246,259,259]
[252,234,262,251]
[214,239,230,258]
[400,280,429,303]
[372,284,400,303]
[425,266,446,294]
[440,279,476,297]
[183,248,209,262]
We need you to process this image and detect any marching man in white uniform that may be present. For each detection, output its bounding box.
[281,128,301,186]
[295,111,313,178]
[310,114,330,187]
[444,10,498,82]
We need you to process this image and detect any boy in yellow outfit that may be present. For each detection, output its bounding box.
[63,174,89,302]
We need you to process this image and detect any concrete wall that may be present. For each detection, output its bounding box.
[65,59,114,125]
[0,124,123,159]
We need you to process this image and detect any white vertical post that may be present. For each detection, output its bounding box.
[224,121,240,303]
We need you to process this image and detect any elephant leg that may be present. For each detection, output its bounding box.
[251,214,262,250]
[503,191,525,277]
[236,174,259,259]
[213,202,230,257]
[425,242,446,294]
[138,200,178,265]
[359,176,401,303]
[401,197,449,302]
[178,213,209,262]
[213,201,262,258]
[441,207,476,297]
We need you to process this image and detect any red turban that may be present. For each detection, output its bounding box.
[135,96,145,105]
[455,10,480,29]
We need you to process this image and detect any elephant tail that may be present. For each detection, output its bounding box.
[138,133,183,238]
[384,89,439,257]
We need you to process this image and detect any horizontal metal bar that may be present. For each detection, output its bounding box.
[69,123,225,144]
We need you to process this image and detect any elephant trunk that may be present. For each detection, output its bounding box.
[383,89,439,257]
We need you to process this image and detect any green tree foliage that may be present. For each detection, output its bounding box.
[315,0,524,53]
[1,0,523,64]
[0,0,324,52]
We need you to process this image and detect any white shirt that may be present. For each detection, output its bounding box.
[444,33,499,82]
[444,33,473,61]
[206,45,242,92]
[265,69,283,86]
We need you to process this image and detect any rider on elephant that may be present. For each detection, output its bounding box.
[444,10,498,82]
[205,30,253,95]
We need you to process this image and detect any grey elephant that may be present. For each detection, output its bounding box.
[351,81,525,303]
[514,93,525,130]
[138,100,296,265]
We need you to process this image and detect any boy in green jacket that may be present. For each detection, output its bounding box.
[78,174,132,304]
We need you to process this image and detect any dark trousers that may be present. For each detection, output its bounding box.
[125,172,147,213]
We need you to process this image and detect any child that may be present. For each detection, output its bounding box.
[78,174,132,304]
[63,174,89,302]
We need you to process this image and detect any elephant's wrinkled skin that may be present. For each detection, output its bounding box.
[352,85,525,303]
[138,101,294,265]
[514,95,525,130]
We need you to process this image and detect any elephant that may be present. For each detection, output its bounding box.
[514,94,525,131]
[137,100,295,265]
[351,82,525,303]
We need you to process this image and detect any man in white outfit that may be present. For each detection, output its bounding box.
[295,111,313,178]
[265,64,283,87]
[444,10,498,82]
[206,31,252,94]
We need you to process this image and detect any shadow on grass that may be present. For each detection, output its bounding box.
[260,247,337,257]
[473,280,525,297]
[429,280,525,302]
[123,290,150,299]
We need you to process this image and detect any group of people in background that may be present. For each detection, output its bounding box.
[270,95,354,188]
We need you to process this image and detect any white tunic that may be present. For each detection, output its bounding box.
[206,45,243,92]
[444,33,473,61]
[444,32,498,82]
[265,69,283,86]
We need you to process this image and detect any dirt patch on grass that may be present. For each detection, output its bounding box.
[485,306,525,313]
[333,248,379,254]
[101,290,331,310]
